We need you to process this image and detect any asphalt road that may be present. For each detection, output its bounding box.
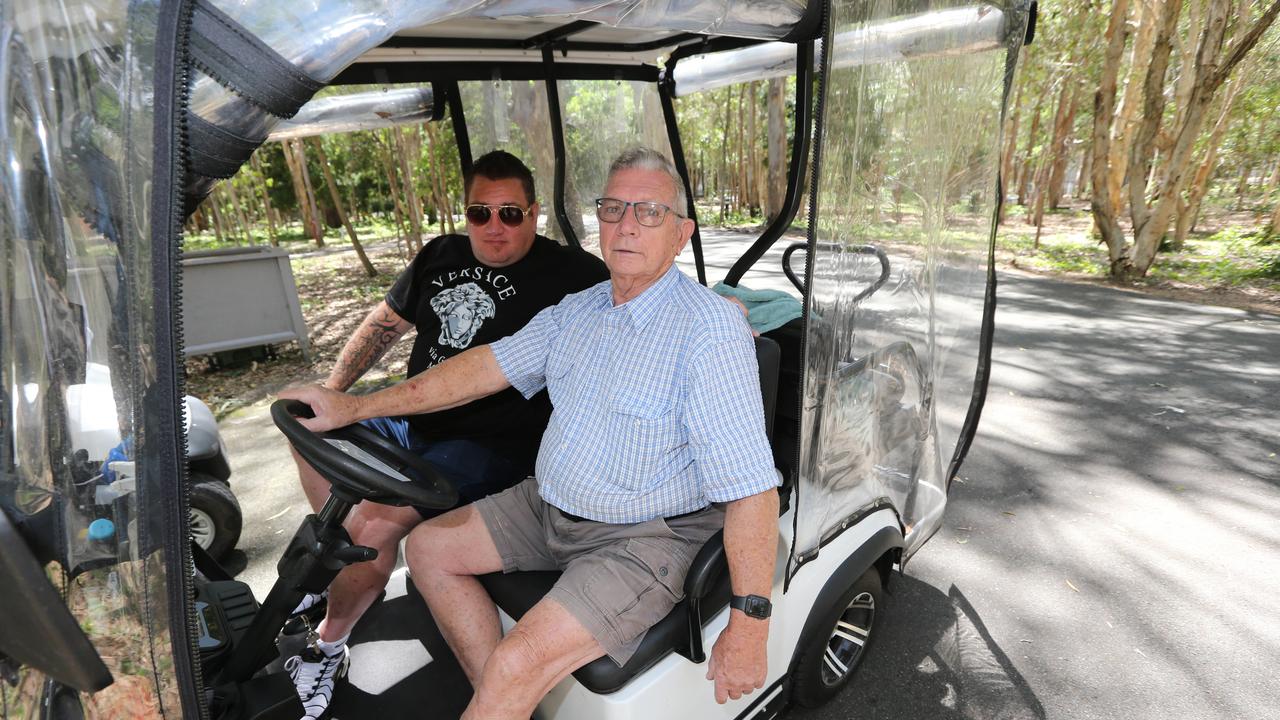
[217,254,1280,720]
[787,272,1280,720]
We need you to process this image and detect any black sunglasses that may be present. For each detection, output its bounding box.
[465,204,532,228]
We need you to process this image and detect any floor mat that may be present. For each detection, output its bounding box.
[276,570,473,719]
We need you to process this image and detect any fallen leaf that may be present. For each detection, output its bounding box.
[1002,510,1016,516]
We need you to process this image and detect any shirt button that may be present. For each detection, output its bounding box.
[659,567,668,577]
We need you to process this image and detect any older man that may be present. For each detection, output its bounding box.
[282,147,779,718]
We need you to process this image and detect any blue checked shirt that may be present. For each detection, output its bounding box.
[490,265,779,523]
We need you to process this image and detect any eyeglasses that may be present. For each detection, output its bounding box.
[465,204,532,228]
[594,198,683,227]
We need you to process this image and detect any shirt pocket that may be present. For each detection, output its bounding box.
[608,394,680,489]
[544,344,577,408]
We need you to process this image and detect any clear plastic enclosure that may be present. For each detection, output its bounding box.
[1,0,182,715]
[791,0,1026,571]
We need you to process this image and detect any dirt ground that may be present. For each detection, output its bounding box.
[184,213,1278,415]
[184,240,413,416]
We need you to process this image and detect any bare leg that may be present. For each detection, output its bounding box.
[405,506,506,685]
[291,446,332,513]
[315,502,423,642]
[463,598,604,720]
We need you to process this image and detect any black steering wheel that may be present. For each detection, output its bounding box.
[271,400,457,510]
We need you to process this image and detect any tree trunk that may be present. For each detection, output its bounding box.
[207,192,226,245]
[1026,146,1051,242]
[225,179,250,244]
[310,138,377,276]
[394,128,425,253]
[1267,195,1280,237]
[287,139,325,247]
[280,139,309,237]
[718,86,731,221]
[1234,162,1252,210]
[1123,0,1280,278]
[998,77,1025,224]
[1172,0,1207,129]
[1018,91,1045,206]
[735,83,746,215]
[1089,0,1132,274]
[378,130,413,253]
[747,81,752,213]
[1106,0,1160,218]
[766,77,787,221]
[1047,82,1080,210]
[1172,69,1250,249]
[424,122,455,235]
[1074,137,1093,200]
[250,153,278,245]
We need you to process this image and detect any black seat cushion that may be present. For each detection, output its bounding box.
[478,568,732,694]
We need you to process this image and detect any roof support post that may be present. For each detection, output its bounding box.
[541,47,580,247]
[722,41,815,287]
[444,81,472,178]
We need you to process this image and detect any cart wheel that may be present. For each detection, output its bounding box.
[790,567,883,708]
[188,475,242,560]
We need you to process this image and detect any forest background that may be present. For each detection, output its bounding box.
[185,0,1280,407]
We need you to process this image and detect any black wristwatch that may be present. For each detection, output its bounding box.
[730,594,772,619]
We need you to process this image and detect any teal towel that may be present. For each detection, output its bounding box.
[712,282,803,334]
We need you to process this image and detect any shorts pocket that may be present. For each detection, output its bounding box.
[623,537,690,599]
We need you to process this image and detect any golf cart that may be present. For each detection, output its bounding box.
[0,0,1034,718]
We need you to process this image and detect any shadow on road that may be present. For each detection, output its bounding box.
[790,574,1045,720]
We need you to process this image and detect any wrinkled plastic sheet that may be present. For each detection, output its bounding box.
[268,86,436,141]
[790,0,1027,573]
[1,0,180,715]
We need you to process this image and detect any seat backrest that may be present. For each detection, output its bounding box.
[755,335,781,442]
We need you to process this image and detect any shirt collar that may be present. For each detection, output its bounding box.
[609,264,681,330]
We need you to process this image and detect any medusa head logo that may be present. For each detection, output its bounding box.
[430,282,496,349]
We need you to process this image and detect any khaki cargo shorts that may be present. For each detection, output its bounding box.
[475,478,724,666]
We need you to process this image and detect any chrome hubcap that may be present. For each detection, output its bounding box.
[821,590,875,686]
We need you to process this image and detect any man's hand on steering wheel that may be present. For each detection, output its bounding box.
[278,384,363,432]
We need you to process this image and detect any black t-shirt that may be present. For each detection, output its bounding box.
[385,234,609,467]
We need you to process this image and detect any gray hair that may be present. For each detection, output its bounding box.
[607,147,688,216]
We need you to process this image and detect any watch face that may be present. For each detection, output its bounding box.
[744,595,771,618]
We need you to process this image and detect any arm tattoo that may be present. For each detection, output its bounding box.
[326,309,407,391]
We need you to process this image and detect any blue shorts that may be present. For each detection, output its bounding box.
[359,416,530,519]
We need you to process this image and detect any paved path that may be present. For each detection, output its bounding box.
[219,248,1280,719]
[789,272,1280,720]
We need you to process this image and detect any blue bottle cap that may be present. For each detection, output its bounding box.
[88,518,115,542]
